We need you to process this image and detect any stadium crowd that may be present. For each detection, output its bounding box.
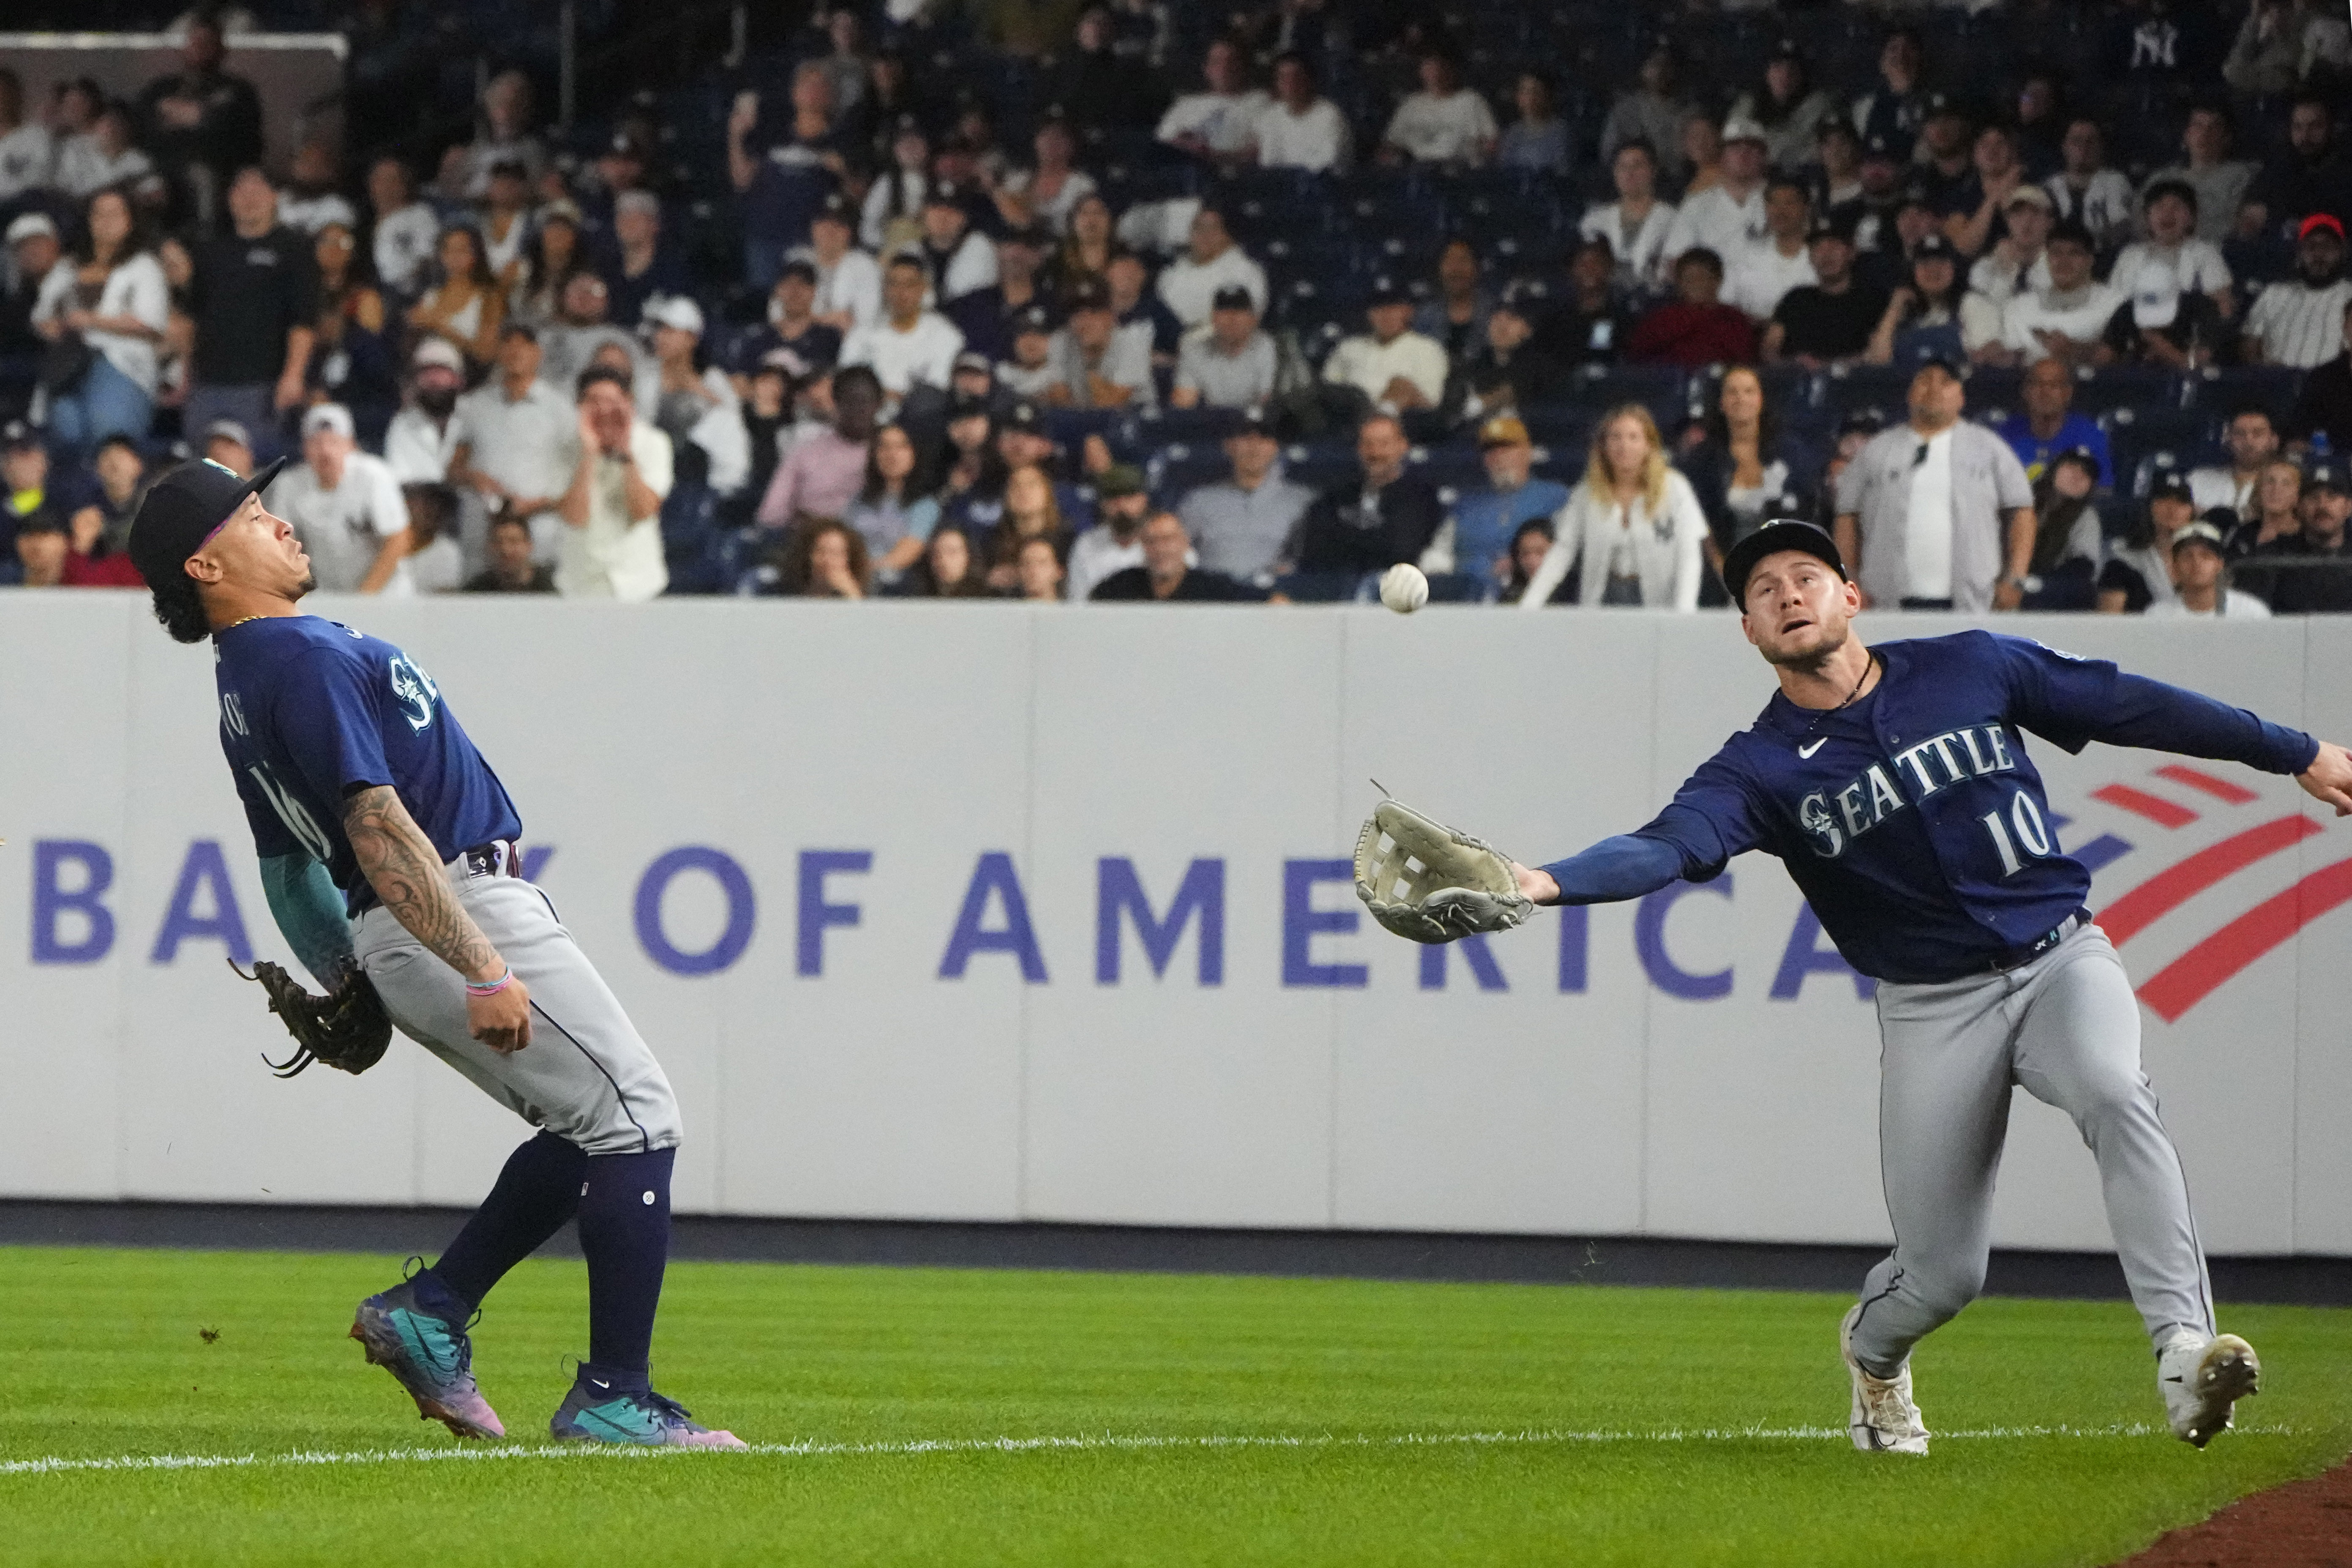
[0,0,2349,613]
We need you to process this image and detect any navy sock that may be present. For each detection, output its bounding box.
[576,1147,675,1374]
[431,1131,588,1311]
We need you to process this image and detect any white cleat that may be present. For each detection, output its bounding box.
[2158,1332,2260,1448]
[1841,1305,1930,1455]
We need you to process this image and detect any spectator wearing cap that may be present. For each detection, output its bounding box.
[1662,117,1769,267]
[2242,215,2352,368]
[1968,186,2055,305]
[740,260,843,387]
[537,272,634,396]
[1321,280,1448,416]
[1942,124,2032,259]
[3,213,63,367]
[1460,279,1568,414]
[1764,212,1886,367]
[1846,132,1912,270]
[1157,37,1270,168]
[1091,510,1264,601]
[1724,178,1817,322]
[2098,255,2229,369]
[450,322,573,555]
[30,186,169,459]
[1252,51,1352,175]
[1912,93,1978,216]
[1498,71,1570,176]
[1580,141,1677,294]
[2019,447,2106,609]
[1628,248,1756,368]
[2271,463,2352,614]
[1043,276,1155,411]
[0,420,54,565]
[1849,27,1926,162]
[841,254,966,400]
[948,223,1051,364]
[2147,522,2270,619]
[727,63,851,292]
[266,402,414,594]
[807,192,882,336]
[1172,285,1277,410]
[948,351,996,408]
[1727,39,1837,172]
[913,182,997,308]
[997,305,1061,398]
[1531,243,1631,371]
[364,156,439,301]
[406,223,505,372]
[994,117,1098,235]
[2286,297,2352,450]
[383,338,468,483]
[599,191,690,330]
[1521,402,1706,610]
[2243,97,2352,245]
[132,18,261,226]
[1683,365,1820,585]
[1993,221,2123,366]
[1996,357,2113,488]
[634,294,748,496]
[1833,358,2036,612]
[2190,405,2282,515]
[1380,52,1498,169]
[1420,415,1572,589]
[2147,104,2259,249]
[1414,239,1494,368]
[1282,413,1444,585]
[509,196,586,325]
[2048,118,2136,252]
[556,363,671,600]
[1064,463,1153,602]
[1155,206,1268,333]
[2112,181,2234,327]
[201,419,256,476]
[2097,475,2197,613]
[1600,46,1696,184]
[757,363,880,530]
[1178,409,1315,583]
[186,166,317,460]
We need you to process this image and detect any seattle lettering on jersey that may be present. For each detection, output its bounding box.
[1801,724,2016,858]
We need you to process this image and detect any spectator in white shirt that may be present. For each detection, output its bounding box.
[55,101,155,200]
[1581,141,1678,293]
[841,253,966,398]
[1155,37,1269,168]
[994,116,1097,234]
[450,321,575,559]
[1043,275,1155,410]
[1155,204,1269,329]
[555,364,671,600]
[1379,52,1498,168]
[2147,522,2270,618]
[1724,177,1817,321]
[1996,220,2125,366]
[806,191,881,335]
[2046,117,2136,252]
[2242,215,2352,368]
[1968,186,2055,305]
[267,403,414,594]
[2143,104,2259,247]
[382,338,469,484]
[1251,52,1351,174]
[2111,180,2234,324]
[913,180,998,303]
[365,155,440,300]
[2188,406,2281,515]
[1663,116,1770,267]
[1171,285,1278,409]
[0,70,54,203]
[1322,279,1449,414]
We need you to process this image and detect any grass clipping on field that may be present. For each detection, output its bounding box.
[2,1247,2348,1568]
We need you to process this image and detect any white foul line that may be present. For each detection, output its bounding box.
[0,1421,2289,1479]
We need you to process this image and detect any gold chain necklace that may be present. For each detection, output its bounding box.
[221,614,268,632]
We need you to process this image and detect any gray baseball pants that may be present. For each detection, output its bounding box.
[1846,923,2213,1377]
[352,859,680,1156]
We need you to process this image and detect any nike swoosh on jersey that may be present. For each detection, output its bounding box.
[1798,738,1828,758]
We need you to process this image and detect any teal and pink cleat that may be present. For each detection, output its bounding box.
[549,1374,747,1448]
[349,1278,506,1440]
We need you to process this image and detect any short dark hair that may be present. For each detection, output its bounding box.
[1676,246,1724,278]
[1615,137,1657,165]
[575,364,631,401]
[150,571,210,645]
[94,432,143,464]
[1765,175,1809,202]
[2145,177,2198,213]
[885,252,929,281]
[832,364,882,402]
[1272,49,1315,83]
[2226,403,2276,430]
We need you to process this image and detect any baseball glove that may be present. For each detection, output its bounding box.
[231,959,393,1077]
[1353,797,1535,945]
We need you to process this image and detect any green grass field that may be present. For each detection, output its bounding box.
[2,1246,2347,1567]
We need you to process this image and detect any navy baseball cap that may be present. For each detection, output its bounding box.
[2149,472,2194,504]
[127,455,290,590]
[1721,518,1847,606]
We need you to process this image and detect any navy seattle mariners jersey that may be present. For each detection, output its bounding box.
[1632,631,2317,984]
[215,616,521,911]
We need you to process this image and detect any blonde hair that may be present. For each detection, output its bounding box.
[1583,403,1670,515]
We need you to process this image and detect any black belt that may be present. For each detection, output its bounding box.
[352,840,520,916]
[1986,910,2087,973]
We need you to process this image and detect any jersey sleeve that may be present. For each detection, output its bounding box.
[269,646,396,810]
[1991,631,2319,772]
[1631,745,1776,882]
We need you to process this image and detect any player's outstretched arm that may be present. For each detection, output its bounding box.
[1514,834,1685,906]
[2299,742,2352,817]
[257,852,358,988]
[341,785,533,1053]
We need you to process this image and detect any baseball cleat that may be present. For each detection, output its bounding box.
[1841,1305,1930,1455]
[349,1279,505,1440]
[549,1374,747,1449]
[2158,1332,2259,1448]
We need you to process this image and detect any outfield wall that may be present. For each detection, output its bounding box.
[3,598,2347,1257]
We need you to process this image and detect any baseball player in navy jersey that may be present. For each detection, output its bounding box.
[127,457,744,1449]
[1509,518,2352,1456]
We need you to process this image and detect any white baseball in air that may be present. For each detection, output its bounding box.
[1380,563,1429,614]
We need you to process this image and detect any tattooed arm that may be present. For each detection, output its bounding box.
[342,784,533,1052]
